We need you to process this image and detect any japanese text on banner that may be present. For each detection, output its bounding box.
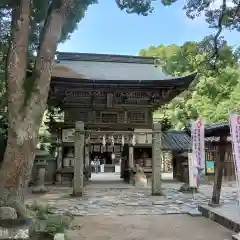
[230,114,240,174]
[191,119,205,172]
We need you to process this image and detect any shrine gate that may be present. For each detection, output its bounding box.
[47,52,196,195]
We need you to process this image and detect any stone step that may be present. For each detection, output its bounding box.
[232,233,240,240]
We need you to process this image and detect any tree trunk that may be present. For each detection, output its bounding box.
[0,0,32,217]
[0,0,73,218]
[0,128,37,218]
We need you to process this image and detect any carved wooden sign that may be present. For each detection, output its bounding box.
[50,87,175,106]
[62,129,75,142]
[134,129,152,144]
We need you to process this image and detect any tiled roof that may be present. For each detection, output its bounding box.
[56,52,156,64]
[185,122,230,137]
[162,130,191,151]
[51,52,196,83]
[205,122,229,131]
[161,129,232,151]
[52,60,170,81]
[205,122,230,137]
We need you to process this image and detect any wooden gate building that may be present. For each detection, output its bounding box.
[47,52,196,184]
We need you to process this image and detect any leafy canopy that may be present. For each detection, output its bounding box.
[140,41,240,129]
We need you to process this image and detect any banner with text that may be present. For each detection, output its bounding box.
[229,114,240,174]
[191,119,205,175]
[188,153,198,188]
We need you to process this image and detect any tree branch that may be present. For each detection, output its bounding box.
[211,0,227,64]
[25,0,74,129]
[6,0,31,128]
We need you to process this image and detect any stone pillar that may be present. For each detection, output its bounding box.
[129,145,134,169]
[129,144,134,183]
[124,111,128,123]
[56,146,62,183]
[72,121,84,197]
[32,160,48,193]
[152,123,164,196]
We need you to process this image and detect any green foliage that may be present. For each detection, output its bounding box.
[116,0,240,40]
[116,0,154,15]
[141,41,240,129]
[28,201,73,237]
[0,0,98,107]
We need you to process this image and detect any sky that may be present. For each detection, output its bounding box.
[58,0,239,55]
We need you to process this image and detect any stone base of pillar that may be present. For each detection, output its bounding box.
[71,191,83,197]
[56,173,62,183]
[208,202,222,208]
[32,185,48,194]
[232,233,240,240]
[179,183,198,193]
[84,166,91,181]
[128,171,134,184]
[152,190,165,196]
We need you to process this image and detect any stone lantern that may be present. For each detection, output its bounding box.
[32,152,49,193]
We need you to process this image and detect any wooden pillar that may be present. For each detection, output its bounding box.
[152,123,164,196]
[85,144,90,179]
[209,135,227,206]
[72,121,84,197]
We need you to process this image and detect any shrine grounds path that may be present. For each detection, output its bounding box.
[27,173,235,240]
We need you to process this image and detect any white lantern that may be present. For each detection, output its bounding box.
[102,135,106,147]
[132,134,136,146]
[121,135,125,146]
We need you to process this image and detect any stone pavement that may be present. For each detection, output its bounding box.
[27,173,239,217]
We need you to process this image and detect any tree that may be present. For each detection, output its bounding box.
[0,0,174,219]
[122,0,240,64]
[0,0,99,218]
[140,41,240,129]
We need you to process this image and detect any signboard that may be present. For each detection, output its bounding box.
[188,153,198,188]
[191,118,205,178]
[206,160,215,174]
[62,129,75,142]
[229,114,240,174]
[134,129,152,144]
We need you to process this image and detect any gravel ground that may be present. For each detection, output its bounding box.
[67,215,233,240]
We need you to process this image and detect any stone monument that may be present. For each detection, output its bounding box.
[72,121,84,196]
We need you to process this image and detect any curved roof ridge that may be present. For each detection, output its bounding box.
[56,51,158,64]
